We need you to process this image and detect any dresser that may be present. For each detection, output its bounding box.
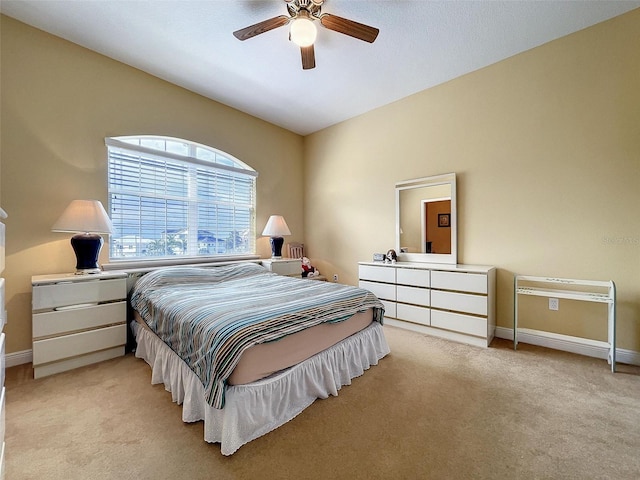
[0,208,6,479]
[32,271,127,379]
[359,261,496,347]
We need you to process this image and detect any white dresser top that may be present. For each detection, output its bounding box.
[32,271,127,285]
[359,261,494,274]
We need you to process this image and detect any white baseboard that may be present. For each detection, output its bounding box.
[7,330,640,370]
[6,349,32,368]
[495,326,640,367]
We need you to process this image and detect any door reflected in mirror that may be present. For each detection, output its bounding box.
[396,173,457,264]
[425,199,451,253]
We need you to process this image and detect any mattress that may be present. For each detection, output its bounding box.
[135,308,373,385]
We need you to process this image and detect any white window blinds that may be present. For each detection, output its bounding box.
[106,137,257,260]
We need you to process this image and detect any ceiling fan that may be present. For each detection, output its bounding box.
[233,0,379,70]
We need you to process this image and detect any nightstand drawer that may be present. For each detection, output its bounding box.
[33,278,126,310]
[262,259,301,276]
[33,301,126,338]
[33,323,126,365]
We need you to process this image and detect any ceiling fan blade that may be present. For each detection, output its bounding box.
[233,15,290,41]
[301,45,316,70]
[320,13,379,43]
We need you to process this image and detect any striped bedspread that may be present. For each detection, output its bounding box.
[130,263,385,409]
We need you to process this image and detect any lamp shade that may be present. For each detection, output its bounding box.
[261,215,291,237]
[52,200,113,274]
[52,200,113,234]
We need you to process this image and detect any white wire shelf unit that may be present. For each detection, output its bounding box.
[514,275,616,372]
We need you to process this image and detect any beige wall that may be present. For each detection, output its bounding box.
[304,10,640,351]
[1,10,639,357]
[0,16,305,353]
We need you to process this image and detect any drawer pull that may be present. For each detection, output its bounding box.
[54,302,99,311]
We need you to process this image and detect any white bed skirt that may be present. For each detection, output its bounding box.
[132,321,390,455]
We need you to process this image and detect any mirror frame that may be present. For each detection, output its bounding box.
[395,172,457,264]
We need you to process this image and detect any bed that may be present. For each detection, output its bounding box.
[129,262,390,455]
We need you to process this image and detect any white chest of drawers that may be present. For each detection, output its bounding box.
[262,258,302,277]
[0,208,6,478]
[32,271,127,379]
[359,262,496,347]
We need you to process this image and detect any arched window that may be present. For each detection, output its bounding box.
[106,136,257,261]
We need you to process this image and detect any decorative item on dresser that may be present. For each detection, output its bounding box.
[0,207,7,478]
[359,261,496,348]
[31,271,127,379]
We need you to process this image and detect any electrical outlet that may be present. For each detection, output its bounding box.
[549,298,559,311]
[333,274,339,282]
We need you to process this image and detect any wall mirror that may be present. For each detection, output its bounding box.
[396,172,457,264]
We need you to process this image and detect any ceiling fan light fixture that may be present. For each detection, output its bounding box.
[290,17,317,47]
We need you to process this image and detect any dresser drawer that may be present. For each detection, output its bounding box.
[33,278,126,310]
[0,440,5,480]
[431,271,487,294]
[431,310,487,338]
[33,324,126,365]
[33,301,126,338]
[0,334,4,390]
[359,265,396,283]
[431,290,487,316]
[380,300,396,319]
[0,387,4,446]
[0,387,4,456]
[397,303,430,326]
[397,285,430,307]
[397,268,430,287]
[359,280,396,301]
[0,279,4,328]
[0,220,4,274]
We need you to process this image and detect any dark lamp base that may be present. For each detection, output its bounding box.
[70,233,104,274]
[269,236,285,258]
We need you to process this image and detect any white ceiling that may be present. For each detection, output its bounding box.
[2,1,638,136]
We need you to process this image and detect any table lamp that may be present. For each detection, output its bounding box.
[261,215,291,258]
[52,199,114,274]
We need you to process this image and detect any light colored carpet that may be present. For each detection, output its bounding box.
[6,325,640,480]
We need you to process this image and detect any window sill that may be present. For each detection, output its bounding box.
[102,255,261,274]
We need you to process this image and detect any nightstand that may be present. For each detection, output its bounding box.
[32,271,127,379]
[262,258,301,277]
